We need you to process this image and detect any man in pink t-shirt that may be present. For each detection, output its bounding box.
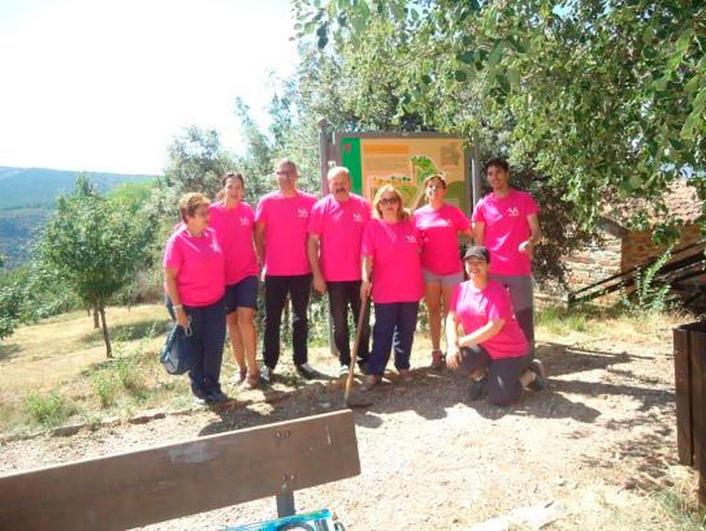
[308,166,371,376]
[255,159,319,382]
[472,158,542,356]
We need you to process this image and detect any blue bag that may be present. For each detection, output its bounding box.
[160,321,193,375]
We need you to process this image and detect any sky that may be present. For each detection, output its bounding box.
[0,0,299,175]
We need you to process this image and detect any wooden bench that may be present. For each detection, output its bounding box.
[0,410,360,529]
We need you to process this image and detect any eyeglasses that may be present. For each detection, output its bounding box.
[380,197,400,205]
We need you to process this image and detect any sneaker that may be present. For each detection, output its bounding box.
[398,369,413,383]
[467,377,488,401]
[206,387,228,404]
[193,395,208,406]
[527,359,546,392]
[338,365,350,378]
[361,374,379,391]
[260,365,274,384]
[430,350,444,370]
[296,363,320,380]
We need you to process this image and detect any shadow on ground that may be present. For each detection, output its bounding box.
[0,342,21,362]
[196,342,674,437]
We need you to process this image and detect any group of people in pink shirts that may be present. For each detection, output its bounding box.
[162,157,546,406]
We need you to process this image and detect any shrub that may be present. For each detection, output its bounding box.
[24,391,77,428]
[92,372,118,408]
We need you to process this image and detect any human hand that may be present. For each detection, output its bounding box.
[446,348,462,370]
[313,274,327,294]
[175,307,190,330]
[518,240,533,256]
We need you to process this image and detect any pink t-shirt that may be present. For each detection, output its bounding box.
[361,218,424,303]
[472,189,539,276]
[255,190,317,276]
[308,193,371,282]
[208,202,259,285]
[162,227,225,307]
[413,203,471,275]
[450,280,528,359]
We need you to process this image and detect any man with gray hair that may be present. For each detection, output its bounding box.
[308,166,372,376]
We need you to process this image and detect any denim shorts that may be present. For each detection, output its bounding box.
[422,269,464,287]
[224,275,258,313]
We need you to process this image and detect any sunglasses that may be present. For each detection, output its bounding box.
[380,197,400,205]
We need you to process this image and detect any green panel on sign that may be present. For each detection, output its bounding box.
[340,137,362,194]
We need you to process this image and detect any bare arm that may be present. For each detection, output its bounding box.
[360,255,373,301]
[458,318,505,347]
[519,213,542,255]
[254,221,266,269]
[307,234,326,293]
[164,267,189,328]
[473,221,485,246]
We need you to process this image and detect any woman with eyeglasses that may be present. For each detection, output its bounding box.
[445,245,545,406]
[413,174,473,369]
[163,192,227,405]
[360,185,424,389]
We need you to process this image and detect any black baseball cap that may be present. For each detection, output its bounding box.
[463,245,490,263]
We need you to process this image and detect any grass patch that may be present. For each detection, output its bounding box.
[24,391,77,428]
[536,305,590,335]
[653,488,706,530]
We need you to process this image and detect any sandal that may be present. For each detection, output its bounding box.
[240,372,259,390]
[430,350,444,370]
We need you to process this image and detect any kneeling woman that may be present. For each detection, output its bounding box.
[446,246,544,406]
[361,185,424,389]
[163,192,228,404]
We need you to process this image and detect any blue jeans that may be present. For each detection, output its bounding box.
[166,297,226,396]
[367,302,419,375]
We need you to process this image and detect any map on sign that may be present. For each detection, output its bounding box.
[340,136,467,211]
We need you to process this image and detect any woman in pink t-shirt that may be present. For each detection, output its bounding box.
[361,185,424,390]
[445,245,545,406]
[163,193,227,405]
[413,174,472,369]
[209,172,260,390]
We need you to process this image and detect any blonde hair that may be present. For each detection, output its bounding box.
[372,184,410,221]
[178,192,210,223]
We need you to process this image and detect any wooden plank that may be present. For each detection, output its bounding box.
[691,329,706,506]
[674,327,693,466]
[0,410,360,531]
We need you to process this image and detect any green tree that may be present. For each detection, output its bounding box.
[39,176,153,356]
[294,0,705,229]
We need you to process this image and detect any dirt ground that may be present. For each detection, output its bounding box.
[0,310,703,530]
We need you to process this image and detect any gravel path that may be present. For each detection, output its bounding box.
[0,338,690,530]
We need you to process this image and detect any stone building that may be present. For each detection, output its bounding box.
[561,180,703,303]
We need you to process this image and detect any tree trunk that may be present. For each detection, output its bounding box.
[99,305,112,358]
[93,306,100,329]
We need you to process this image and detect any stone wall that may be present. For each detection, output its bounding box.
[563,233,622,291]
[622,224,702,271]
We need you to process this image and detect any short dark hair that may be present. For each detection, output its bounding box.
[484,158,509,174]
[221,171,244,188]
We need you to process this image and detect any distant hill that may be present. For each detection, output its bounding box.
[0,166,156,267]
[0,166,154,211]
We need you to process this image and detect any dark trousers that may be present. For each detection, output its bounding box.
[367,301,419,375]
[328,280,370,367]
[263,274,312,369]
[166,297,226,395]
[456,345,530,406]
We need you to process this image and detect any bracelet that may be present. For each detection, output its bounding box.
[173,304,183,310]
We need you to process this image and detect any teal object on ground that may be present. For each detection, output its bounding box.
[227,508,342,530]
